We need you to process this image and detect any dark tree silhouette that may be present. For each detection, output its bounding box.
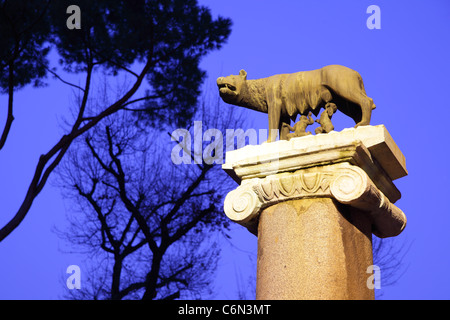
[0,1,51,149]
[54,97,249,300]
[0,0,231,241]
[372,235,410,298]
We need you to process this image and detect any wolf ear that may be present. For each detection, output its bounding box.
[239,69,247,80]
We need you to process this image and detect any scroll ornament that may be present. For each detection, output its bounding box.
[224,164,406,238]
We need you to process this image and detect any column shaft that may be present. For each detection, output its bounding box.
[255,198,374,300]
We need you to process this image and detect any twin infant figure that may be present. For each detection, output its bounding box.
[283,102,338,140]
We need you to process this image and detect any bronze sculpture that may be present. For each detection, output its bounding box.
[217,65,375,142]
[315,103,338,134]
[283,112,314,140]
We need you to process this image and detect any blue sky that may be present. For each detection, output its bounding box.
[0,0,449,299]
[200,0,450,299]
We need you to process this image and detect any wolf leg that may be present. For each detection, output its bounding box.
[346,92,372,127]
[280,115,290,141]
[267,104,281,142]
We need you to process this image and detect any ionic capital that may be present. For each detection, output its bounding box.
[224,163,406,238]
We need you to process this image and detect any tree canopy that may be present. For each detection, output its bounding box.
[0,0,232,241]
[48,0,231,126]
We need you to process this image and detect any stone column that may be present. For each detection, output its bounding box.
[222,125,407,300]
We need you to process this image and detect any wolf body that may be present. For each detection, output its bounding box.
[217,65,375,142]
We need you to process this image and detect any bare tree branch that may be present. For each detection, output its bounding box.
[46,67,86,92]
[0,56,153,242]
[55,94,248,300]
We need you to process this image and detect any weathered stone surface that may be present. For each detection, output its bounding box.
[223,125,407,182]
[224,162,406,238]
[222,125,407,300]
[256,198,374,300]
[223,125,407,238]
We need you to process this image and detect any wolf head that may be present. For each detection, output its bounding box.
[216,69,247,104]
